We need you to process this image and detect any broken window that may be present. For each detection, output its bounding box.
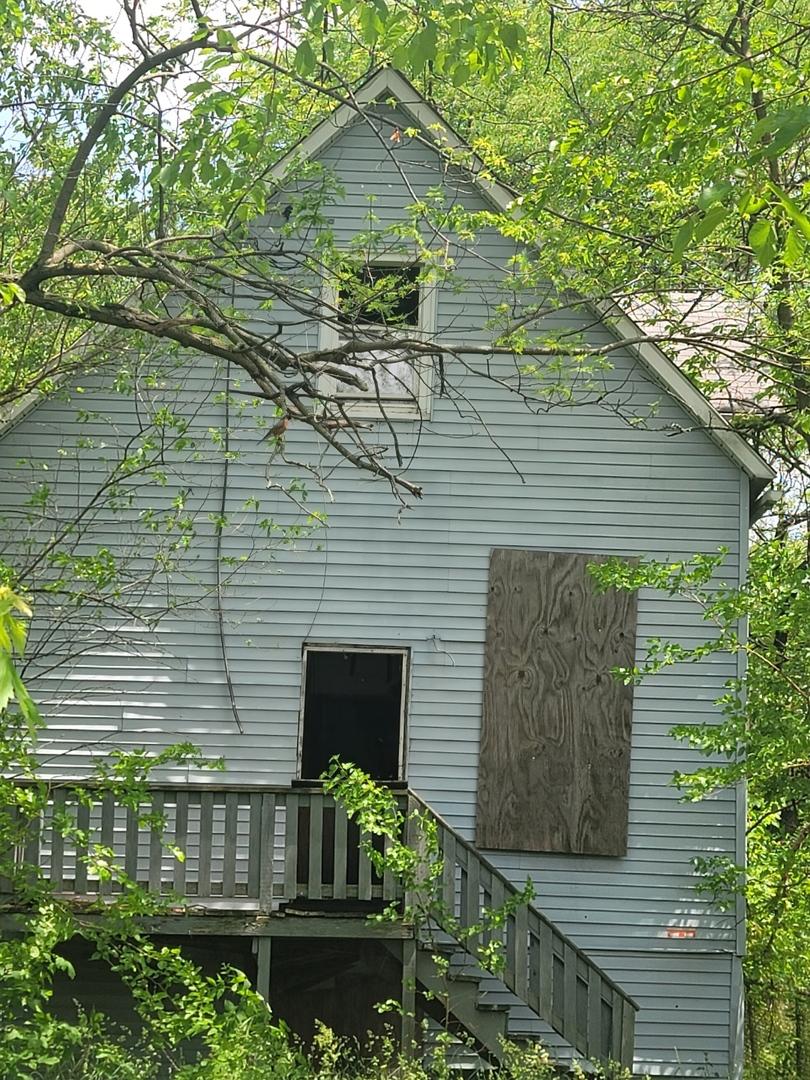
[299,645,407,782]
[318,260,435,417]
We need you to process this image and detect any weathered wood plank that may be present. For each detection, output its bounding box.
[256,937,271,1002]
[538,921,554,1020]
[20,912,415,939]
[477,548,637,855]
[23,810,41,888]
[489,875,505,952]
[308,796,323,900]
[74,801,89,894]
[257,793,275,910]
[462,857,480,951]
[148,792,164,894]
[587,967,603,1062]
[223,792,239,898]
[284,793,299,898]
[611,988,623,1064]
[49,789,66,891]
[621,997,636,1068]
[100,794,115,896]
[333,803,348,900]
[124,803,139,885]
[513,902,529,1000]
[401,937,417,1052]
[440,828,456,916]
[563,943,578,1047]
[357,830,372,900]
[198,792,214,898]
[174,792,189,895]
[382,835,398,901]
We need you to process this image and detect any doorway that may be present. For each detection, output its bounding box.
[299,645,408,781]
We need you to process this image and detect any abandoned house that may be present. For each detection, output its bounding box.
[0,69,776,1077]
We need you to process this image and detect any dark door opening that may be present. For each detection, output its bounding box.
[300,646,406,781]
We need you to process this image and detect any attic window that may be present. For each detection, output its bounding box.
[337,264,421,329]
[318,258,436,419]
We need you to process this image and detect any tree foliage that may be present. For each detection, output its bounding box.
[2,0,810,1074]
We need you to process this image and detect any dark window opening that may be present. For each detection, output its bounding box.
[300,647,405,781]
[338,264,420,329]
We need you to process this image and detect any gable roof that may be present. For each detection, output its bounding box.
[271,67,774,499]
[2,68,775,502]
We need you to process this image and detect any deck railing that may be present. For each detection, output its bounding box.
[2,785,405,909]
[407,793,637,1067]
[3,783,636,1066]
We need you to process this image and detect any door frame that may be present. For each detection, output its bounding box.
[297,641,411,782]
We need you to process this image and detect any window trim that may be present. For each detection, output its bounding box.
[297,642,411,782]
[317,254,437,421]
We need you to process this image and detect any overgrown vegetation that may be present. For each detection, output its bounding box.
[1,0,809,1074]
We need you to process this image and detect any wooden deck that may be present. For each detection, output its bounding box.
[1,783,637,1067]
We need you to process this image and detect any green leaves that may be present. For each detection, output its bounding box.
[748,217,777,268]
[0,586,39,732]
[750,105,810,163]
[294,39,317,77]
[409,20,438,74]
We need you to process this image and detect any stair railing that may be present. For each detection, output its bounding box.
[406,792,637,1068]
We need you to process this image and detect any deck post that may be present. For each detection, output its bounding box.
[401,937,417,1054]
[256,937,272,1005]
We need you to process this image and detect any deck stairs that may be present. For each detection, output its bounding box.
[404,792,638,1068]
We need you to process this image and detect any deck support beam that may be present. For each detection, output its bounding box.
[401,937,417,1053]
[255,937,272,1003]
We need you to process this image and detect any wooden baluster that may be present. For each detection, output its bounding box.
[256,937,272,1003]
[538,921,554,1021]
[333,803,348,901]
[308,794,323,900]
[174,792,189,897]
[149,791,164,895]
[284,792,299,900]
[124,802,139,886]
[357,822,372,901]
[587,967,603,1062]
[527,926,541,1016]
[23,805,41,887]
[563,942,578,1049]
[440,828,456,919]
[223,791,239,899]
[382,835,398,902]
[621,997,635,1069]
[513,901,529,1000]
[257,793,275,911]
[403,797,423,916]
[74,801,89,894]
[463,855,480,953]
[50,789,65,892]
[248,793,261,901]
[401,937,417,1053]
[481,876,493,950]
[100,793,115,896]
[198,792,214,899]
[489,875,505,961]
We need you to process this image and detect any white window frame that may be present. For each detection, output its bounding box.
[297,642,410,782]
[317,254,437,421]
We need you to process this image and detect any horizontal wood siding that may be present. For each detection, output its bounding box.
[0,106,745,1076]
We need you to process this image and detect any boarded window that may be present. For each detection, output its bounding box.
[476,549,637,857]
